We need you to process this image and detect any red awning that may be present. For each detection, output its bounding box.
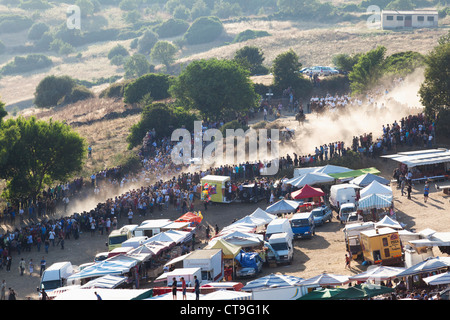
[291,184,325,200]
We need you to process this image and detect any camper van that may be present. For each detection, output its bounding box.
[289,212,315,239]
[39,262,74,292]
[329,184,357,211]
[106,224,138,251]
[360,227,403,265]
[265,218,294,241]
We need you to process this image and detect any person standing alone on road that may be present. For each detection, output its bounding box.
[424,183,430,203]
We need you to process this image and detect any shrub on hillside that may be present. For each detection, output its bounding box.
[233,29,270,43]
[107,44,129,60]
[1,54,53,75]
[137,29,159,55]
[99,80,133,99]
[154,18,189,38]
[124,73,172,104]
[0,14,33,34]
[34,75,76,108]
[183,16,224,45]
[27,22,50,41]
[19,0,52,10]
[63,85,95,104]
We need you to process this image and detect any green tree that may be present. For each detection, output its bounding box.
[349,46,386,95]
[419,42,450,119]
[332,53,361,72]
[271,49,312,96]
[124,73,172,104]
[233,45,267,75]
[385,0,415,10]
[34,75,76,108]
[107,44,129,60]
[183,16,224,45]
[124,54,153,79]
[0,116,86,202]
[137,29,159,55]
[27,22,49,41]
[150,41,178,70]
[169,58,258,120]
[75,0,95,18]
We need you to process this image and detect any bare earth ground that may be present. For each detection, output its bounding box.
[1,152,449,300]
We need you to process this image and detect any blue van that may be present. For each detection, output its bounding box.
[289,211,316,239]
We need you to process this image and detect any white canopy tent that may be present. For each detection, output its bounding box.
[242,273,304,291]
[381,148,450,168]
[359,180,393,198]
[54,288,152,300]
[423,272,450,286]
[348,265,405,282]
[357,193,393,210]
[299,273,350,287]
[375,216,403,230]
[265,199,300,214]
[350,173,390,187]
[214,230,264,247]
[395,257,450,277]
[249,208,276,224]
[285,172,334,188]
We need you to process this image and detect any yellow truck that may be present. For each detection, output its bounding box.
[360,227,403,266]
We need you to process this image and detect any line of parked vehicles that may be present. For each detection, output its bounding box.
[300,66,340,76]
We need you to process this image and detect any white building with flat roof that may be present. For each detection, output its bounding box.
[381,10,438,30]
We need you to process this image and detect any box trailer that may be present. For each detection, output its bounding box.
[183,249,223,282]
[360,227,403,265]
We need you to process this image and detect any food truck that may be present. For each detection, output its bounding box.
[360,227,403,265]
[201,175,231,203]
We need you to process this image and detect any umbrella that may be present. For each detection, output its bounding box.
[299,273,350,287]
[242,273,304,291]
[357,194,393,210]
[423,271,450,286]
[348,265,406,282]
[297,288,345,300]
[265,199,300,214]
[395,257,450,277]
[330,283,394,300]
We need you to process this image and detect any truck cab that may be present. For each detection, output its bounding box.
[265,232,294,265]
[289,211,315,239]
[106,224,138,251]
[39,261,74,292]
[339,203,357,224]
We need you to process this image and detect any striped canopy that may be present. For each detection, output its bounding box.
[357,193,392,210]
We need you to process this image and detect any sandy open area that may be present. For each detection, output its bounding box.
[1,150,449,300]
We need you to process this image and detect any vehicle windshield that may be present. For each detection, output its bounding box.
[348,215,359,222]
[291,218,310,227]
[312,210,324,217]
[41,280,62,291]
[341,207,355,214]
[109,234,128,245]
[271,242,289,251]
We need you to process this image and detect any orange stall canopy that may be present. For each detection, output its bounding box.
[175,211,203,225]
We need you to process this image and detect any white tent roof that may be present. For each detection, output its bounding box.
[409,232,450,247]
[381,148,450,168]
[299,273,350,286]
[242,273,304,291]
[81,275,128,289]
[395,257,450,277]
[286,172,334,188]
[54,288,152,300]
[357,193,393,210]
[233,215,268,227]
[423,272,450,286]
[68,257,139,282]
[314,165,352,175]
[215,230,264,247]
[249,208,276,223]
[360,180,393,198]
[350,173,390,187]
[375,216,403,230]
[348,265,405,282]
[265,199,300,214]
[202,290,252,300]
[144,230,190,245]
[293,167,321,178]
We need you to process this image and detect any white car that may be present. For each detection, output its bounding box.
[302,66,339,76]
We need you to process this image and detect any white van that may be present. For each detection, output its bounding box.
[329,184,357,211]
[267,232,294,264]
[265,218,294,241]
[39,262,74,292]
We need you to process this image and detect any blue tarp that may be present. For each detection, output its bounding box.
[235,250,262,270]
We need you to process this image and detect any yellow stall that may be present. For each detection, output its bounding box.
[360,227,403,266]
[201,175,231,203]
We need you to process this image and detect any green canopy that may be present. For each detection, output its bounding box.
[329,284,394,300]
[328,167,380,180]
[297,288,345,300]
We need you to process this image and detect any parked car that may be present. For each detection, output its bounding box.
[311,205,333,226]
[238,184,266,203]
